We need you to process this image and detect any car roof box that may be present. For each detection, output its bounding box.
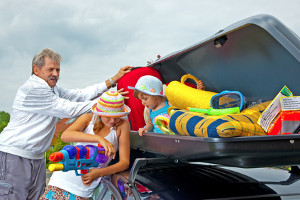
[130,14,300,168]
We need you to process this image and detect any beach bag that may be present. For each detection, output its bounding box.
[166,74,217,110]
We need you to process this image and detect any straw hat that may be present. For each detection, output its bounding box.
[92,91,131,117]
[128,75,164,97]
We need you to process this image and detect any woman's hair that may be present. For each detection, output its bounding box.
[93,116,122,133]
[32,48,62,74]
[93,116,104,132]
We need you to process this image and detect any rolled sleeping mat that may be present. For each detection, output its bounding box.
[166,74,217,110]
[168,101,270,138]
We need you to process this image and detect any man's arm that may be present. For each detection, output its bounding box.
[57,82,108,102]
[57,66,133,102]
[19,85,96,118]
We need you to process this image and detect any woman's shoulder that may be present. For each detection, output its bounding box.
[115,118,130,138]
[120,117,130,125]
[117,118,130,129]
[76,113,94,122]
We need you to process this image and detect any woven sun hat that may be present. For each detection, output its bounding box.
[128,75,164,97]
[92,91,131,117]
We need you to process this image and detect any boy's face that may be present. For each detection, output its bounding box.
[138,93,159,110]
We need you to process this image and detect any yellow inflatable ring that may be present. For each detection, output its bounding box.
[155,116,172,134]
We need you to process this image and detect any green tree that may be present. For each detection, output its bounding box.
[45,131,70,168]
[0,111,10,133]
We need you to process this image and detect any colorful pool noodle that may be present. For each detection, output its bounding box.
[187,107,240,115]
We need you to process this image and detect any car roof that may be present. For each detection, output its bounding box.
[132,162,285,200]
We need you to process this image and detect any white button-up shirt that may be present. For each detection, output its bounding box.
[0,75,108,159]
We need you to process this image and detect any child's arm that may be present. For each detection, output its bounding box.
[81,119,131,186]
[138,108,154,136]
[61,113,116,158]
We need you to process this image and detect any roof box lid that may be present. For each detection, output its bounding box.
[149,14,300,104]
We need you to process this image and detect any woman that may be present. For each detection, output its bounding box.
[40,91,131,200]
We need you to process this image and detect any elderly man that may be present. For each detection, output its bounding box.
[0,48,132,200]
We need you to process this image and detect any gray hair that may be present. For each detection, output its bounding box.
[31,48,62,74]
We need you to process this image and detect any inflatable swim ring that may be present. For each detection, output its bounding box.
[155,116,172,135]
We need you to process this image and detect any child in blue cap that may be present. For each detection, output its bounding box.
[129,75,205,136]
[128,75,170,135]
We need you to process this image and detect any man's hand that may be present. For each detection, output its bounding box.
[113,66,134,83]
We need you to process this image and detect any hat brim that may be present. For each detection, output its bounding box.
[92,104,131,117]
[128,86,165,97]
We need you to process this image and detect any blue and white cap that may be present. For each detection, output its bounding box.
[128,75,164,96]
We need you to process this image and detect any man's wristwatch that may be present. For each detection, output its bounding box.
[109,78,116,87]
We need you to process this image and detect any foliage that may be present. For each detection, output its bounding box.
[45,131,70,168]
[0,111,10,133]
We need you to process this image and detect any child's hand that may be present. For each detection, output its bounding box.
[197,80,205,90]
[81,168,99,186]
[138,128,147,136]
[98,137,116,159]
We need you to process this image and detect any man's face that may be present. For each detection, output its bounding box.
[33,56,60,88]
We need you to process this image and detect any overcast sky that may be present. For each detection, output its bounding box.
[1,0,300,113]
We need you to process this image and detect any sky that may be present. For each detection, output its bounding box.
[1,0,300,113]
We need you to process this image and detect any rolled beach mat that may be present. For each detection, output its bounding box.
[166,74,217,110]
